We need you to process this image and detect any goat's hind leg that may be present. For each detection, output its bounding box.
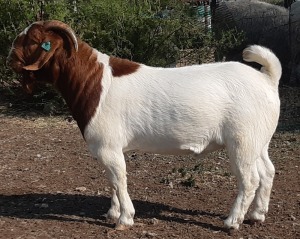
[224,144,260,230]
[250,144,275,223]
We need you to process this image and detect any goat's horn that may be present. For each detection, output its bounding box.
[44,20,78,52]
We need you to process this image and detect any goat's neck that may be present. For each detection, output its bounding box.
[55,41,103,136]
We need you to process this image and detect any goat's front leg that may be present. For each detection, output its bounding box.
[106,187,120,223]
[99,149,135,230]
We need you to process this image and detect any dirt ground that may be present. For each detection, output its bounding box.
[0,89,299,239]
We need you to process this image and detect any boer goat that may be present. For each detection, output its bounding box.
[7,20,281,230]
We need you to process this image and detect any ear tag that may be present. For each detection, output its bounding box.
[41,41,51,52]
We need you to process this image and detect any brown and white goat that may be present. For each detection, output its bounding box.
[7,20,281,230]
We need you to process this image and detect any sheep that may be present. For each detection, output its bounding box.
[7,20,281,231]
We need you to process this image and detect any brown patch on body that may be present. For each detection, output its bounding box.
[109,56,140,77]
[56,41,103,135]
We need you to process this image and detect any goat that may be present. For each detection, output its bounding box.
[7,20,281,231]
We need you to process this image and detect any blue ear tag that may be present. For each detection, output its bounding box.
[41,41,51,52]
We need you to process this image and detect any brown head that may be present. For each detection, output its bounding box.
[7,20,140,135]
[7,20,78,93]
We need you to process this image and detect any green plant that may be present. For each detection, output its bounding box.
[181,175,196,187]
[212,27,246,61]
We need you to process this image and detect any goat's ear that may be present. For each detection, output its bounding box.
[23,40,60,71]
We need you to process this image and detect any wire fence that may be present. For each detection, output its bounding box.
[278,87,300,132]
[177,1,300,132]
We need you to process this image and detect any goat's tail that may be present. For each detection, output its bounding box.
[242,45,282,86]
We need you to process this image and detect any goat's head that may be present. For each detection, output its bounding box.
[7,20,78,93]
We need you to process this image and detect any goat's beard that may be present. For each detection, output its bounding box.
[21,71,37,94]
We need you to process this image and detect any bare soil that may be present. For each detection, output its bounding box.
[0,88,299,239]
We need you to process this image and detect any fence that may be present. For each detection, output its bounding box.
[177,0,300,131]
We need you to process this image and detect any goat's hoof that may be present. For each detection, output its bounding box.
[105,210,121,223]
[248,219,264,227]
[249,211,265,223]
[105,214,119,224]
[226,228,239,236]
[106,217,118,224]
[115,223,130,231]
[224,217,241,230]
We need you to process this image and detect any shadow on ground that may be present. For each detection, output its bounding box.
[0,193,226,232]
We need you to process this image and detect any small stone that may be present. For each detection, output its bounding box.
[36,154,41,158]
[75,187,87,192]
[40,203,49,208]
[34,203,49,208]
[115,224,127,231]
[291,215,296,221]
[149,218,159,225]
[143,231,157,237]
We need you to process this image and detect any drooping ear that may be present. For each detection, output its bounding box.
[23,40,61,71]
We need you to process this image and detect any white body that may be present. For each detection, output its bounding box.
[84,46,281,229]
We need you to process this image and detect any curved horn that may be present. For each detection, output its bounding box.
[44,20,78,52]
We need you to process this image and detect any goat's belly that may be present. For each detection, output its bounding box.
[124,136,224,156]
